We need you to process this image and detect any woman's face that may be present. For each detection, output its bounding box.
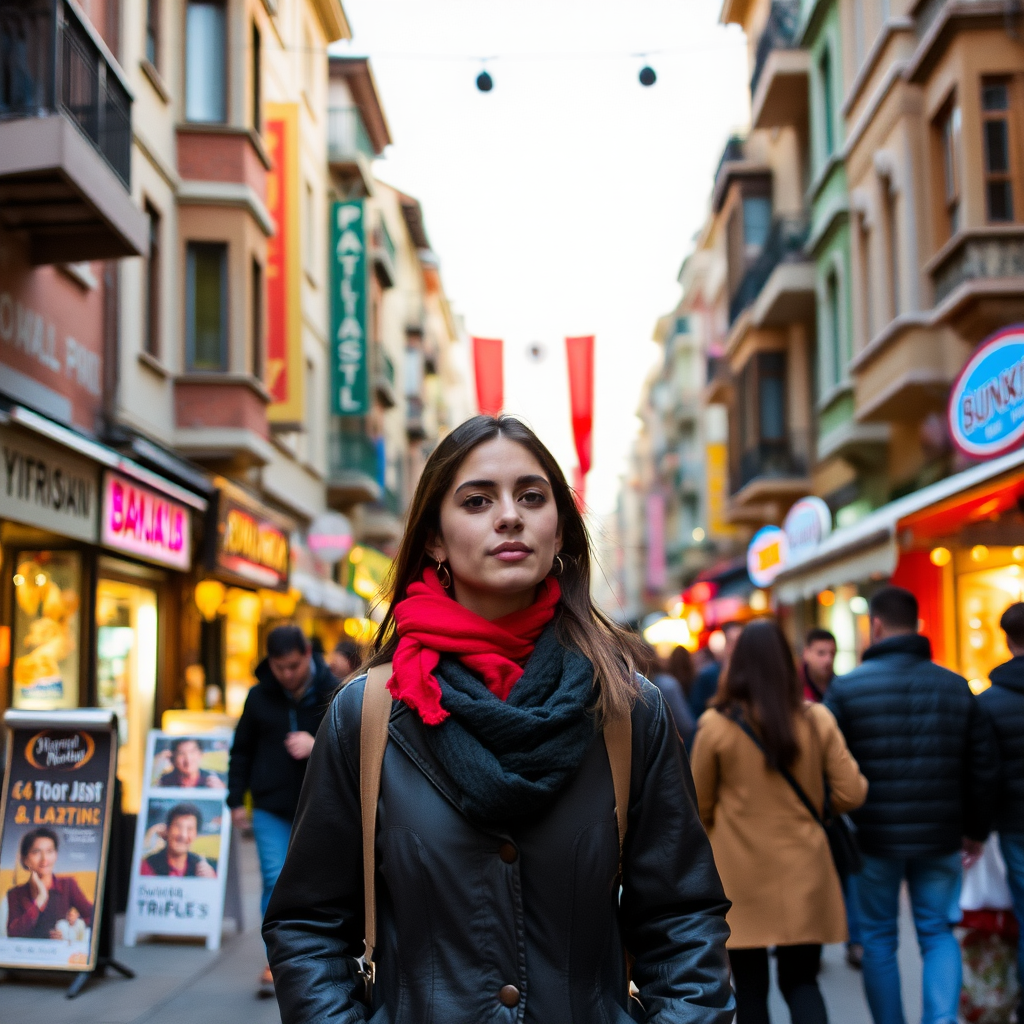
[24,837,57,877]
[429,436,562,620]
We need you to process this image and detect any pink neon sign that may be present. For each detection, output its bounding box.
[101,472,191,570]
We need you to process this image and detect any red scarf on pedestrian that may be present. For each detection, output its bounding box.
[387,568,562,725]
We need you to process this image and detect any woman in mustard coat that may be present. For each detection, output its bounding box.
[690,620,867,1024]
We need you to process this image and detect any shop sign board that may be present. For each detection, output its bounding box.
[346,544,392,602]
[210,487,291,592]
[101,471,191,571]
[265,103,304,426]
[306,511,353,565]
[0,709,117,971]
[330,200,369,416]
[747,526,788,588]
[783,496,832,560]
[949,324,1024,459]
[0,425,98,543]
[124,730,233,951]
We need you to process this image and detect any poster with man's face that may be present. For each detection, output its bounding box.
[149,734,229,791]
[139,797,224,880]
[0,716,115,970]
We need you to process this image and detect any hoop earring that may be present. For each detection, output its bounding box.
[551,553,565,577]
[435,559,452,589]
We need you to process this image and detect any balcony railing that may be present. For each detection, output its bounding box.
[731,432,810,494]
[750,0,801,96]
[328,433,380,482]
[377,216,396,265]
[0,0,131,186]
[729,216,809,324]
[327,106,375,163]
[714,135,746,186]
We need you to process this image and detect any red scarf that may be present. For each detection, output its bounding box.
[387,570,562,725]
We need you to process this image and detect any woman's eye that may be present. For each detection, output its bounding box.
[520,491,546,505]
[462,495,489,509]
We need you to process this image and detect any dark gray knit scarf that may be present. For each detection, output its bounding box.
[424,624,597,826]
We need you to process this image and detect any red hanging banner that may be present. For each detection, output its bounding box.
[565,336,595,501]
[472,337,504,417]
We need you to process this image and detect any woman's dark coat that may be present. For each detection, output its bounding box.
[264,677,733,1023]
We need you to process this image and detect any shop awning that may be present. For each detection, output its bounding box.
[4,403,208,511]
[774,446,1024,603]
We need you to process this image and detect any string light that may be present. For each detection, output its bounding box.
[476,69,494,92]
[638,65,657,86]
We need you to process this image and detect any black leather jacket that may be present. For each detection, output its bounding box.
[264,677,733,1023]
[979,657,1024,835]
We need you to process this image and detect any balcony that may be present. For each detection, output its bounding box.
[729,217,813,326]
[328,432,383,507]
[927,227,1024,341]
[0,0,147,263]
[373,347,397,408]
[327,106,376,195]
[705,355,733,403]
[406,394,426,440]
[370,215,397,287]
[750,0,809,130]
[728,432,811,523]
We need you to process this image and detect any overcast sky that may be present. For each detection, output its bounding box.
[334,0,750,517]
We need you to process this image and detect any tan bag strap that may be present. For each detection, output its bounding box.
[359,664,632,976]
[360,663,393,976]
[603,704,632,865]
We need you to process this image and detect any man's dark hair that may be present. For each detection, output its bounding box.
[334,639,362,671]
[1001,602,1024,648]
[266,625,309,659]
[170,737,201,755]
[869,586,919,631]
[805,628,836,647]
[20,827,59,863]
[166,802,203,831]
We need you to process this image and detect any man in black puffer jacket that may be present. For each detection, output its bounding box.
[227,625,335,996]
[826,586,997,1024]
[978,601,1024,1023]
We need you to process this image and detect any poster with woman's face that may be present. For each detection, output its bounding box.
[0,720,114,970]
[148,734,229,791]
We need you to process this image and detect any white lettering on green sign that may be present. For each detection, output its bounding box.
[330,202,368,415]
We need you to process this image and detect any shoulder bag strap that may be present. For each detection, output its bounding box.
[603,700,632,867]
[732,712,825,828]
[360,663,393,981]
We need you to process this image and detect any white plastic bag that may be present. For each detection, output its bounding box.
[961,834,1014,912]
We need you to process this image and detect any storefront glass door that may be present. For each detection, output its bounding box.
[96,579,158,814]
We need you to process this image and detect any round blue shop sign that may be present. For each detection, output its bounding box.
[949,325,1024,459]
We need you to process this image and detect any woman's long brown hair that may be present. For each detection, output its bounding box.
[365,414,645,721]
[713,619,803,770]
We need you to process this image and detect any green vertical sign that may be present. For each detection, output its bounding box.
[330,200,369,415]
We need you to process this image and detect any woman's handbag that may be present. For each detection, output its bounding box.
[358,663,634,1006]
[733,713,863,878]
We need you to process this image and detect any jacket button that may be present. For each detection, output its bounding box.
[499,984,520,1007]
[499,842,518,863]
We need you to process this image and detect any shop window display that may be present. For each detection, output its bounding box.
[956,547,1021,693]
[11,550,81,710]
[96,579,159,814]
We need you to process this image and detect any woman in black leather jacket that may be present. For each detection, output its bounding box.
[263,415,733,1023]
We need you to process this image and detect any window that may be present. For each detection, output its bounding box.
[982,78,1014,222]
[825,269,842,389]
[938,98,962,235]
[742,196,772,250]
[252,22,261,133]
[882,181,900,318]
[820,48,835,157]
[251,258,263,380]
[758,352,786,442]
[186,242,227,371]
[185,1,226,123]
[857,213,874,344]
[144,202,161,357]
[145,0,160,68]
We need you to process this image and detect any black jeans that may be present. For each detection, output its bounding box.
[729,944,828,1024]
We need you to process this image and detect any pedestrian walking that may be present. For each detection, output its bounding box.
[825,586,998,1024]
[648,644,697,747]
[977,600,1024,1024]
[689,620,743,719]
[326,638,362,682]
[801,628,836,703]
[263,414,734,1023]
[690,618,867,1024]
[226,624,336,997]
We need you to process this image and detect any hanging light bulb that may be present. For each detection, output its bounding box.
[638,65,657,87]
[476,69,493,92]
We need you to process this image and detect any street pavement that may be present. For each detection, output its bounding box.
[0,833,924,1023]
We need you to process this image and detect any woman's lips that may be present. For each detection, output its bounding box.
[492,549,531,562]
